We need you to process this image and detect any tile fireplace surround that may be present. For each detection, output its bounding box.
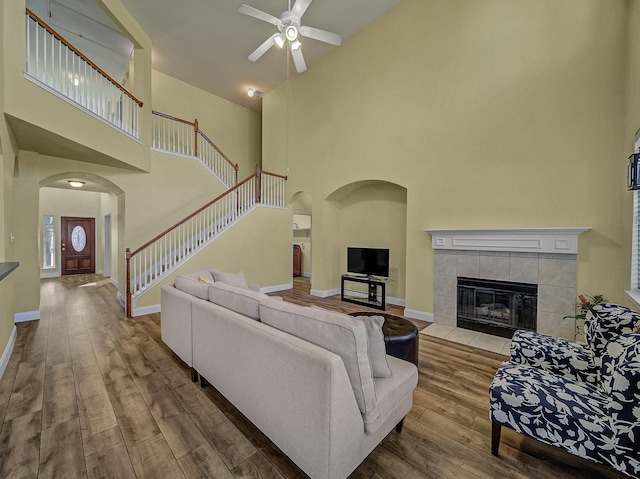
[425,228,590,340]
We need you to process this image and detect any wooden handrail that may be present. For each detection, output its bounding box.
[129,173,257,257]
[152,110,196,126]
[197,130,239,171]
[26,8,143,107]
[261,170,288,180]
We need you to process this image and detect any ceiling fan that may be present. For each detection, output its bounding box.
[238,0,342,73]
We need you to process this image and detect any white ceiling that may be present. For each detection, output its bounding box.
[118,0,404,111]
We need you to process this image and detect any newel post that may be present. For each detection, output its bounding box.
[193,119,199,157]
[255,164,261,204]
[125,248,132,317]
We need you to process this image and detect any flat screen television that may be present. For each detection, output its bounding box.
[347,247,389,277]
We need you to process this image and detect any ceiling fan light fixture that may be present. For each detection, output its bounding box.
[290,39,301,50]
[274,33,285,48]
[285,25,298,42]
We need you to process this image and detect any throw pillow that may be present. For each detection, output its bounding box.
[174,270,214,300]
[357,315,392,378]
[198,275,213,284]
[212,269,249,289]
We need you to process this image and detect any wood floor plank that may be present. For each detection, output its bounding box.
[75,364,118,438]
[231,451,287,479]
[4,359,46,421]
[130,432,186,479]
[41,362,78,429]
[178,442,237,479]
[38,417,86,479]
[0,410,42,479]
[83,426,136,479]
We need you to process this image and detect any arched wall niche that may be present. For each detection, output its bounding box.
[318,180,408,302]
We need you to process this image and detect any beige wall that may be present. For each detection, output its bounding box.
[152,71,262,180]
[0,0,19,354]
[263,0,629,316]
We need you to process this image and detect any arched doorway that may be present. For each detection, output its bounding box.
[39,172,125,286]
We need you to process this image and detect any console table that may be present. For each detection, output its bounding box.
[341,274,388,311]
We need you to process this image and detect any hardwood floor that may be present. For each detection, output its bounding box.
[0,274,627,479]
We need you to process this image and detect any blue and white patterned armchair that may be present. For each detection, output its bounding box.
[489,333,640,478]
[510,303,640,384]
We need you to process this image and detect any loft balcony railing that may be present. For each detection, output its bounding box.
[152,111,239,188]
[125,167,287,316]
[24,9,143,138]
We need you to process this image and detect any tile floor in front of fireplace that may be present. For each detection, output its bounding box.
[421,323,511,355]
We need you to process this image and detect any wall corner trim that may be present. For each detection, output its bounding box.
[0,326,17,381]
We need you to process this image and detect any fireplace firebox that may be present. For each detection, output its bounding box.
[457,277,537,339]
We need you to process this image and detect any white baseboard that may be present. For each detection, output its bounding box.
[387,297,406,307]
[131,304,161,317]
[260,283,293,294]
[40,272,60,279]
[15,310,40,323]
[403,308,434,322]
[117,291,126,309]
[110,277,118,288]
[302,272,311,278]
[0,326,17,381]
[311,288,341,298]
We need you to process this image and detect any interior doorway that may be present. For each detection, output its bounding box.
[293,213,311,278]
[61,216,95,275]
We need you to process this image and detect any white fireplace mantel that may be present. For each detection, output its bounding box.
[424,227,591,254]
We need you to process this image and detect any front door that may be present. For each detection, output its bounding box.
[61,217,95,275]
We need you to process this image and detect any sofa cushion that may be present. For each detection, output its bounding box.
[208,281,268,320]
[260,298,379,427]
[356,315,392,378]
[212,269,249,289]
[174,270,215,300]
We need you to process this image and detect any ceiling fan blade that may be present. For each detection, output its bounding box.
[290,0,312,21]
[248,34,278,62]
[290,44,307,73]
[299,25,342,46]
[238,4,280,25]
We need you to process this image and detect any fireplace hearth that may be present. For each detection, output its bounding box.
[457,277,537,339]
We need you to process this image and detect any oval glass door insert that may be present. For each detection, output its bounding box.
[71,225,87,252]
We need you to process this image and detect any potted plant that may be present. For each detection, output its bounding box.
[564,294,606,340]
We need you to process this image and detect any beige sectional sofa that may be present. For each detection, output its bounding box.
[160,269,418,479]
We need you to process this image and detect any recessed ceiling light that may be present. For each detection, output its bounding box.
[68,180,85,188]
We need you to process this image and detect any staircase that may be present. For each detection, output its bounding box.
[125,166,287,316]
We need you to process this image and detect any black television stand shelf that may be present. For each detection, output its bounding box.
[341,274,389,311]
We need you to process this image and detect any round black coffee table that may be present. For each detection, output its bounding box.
[349,312,419,366]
